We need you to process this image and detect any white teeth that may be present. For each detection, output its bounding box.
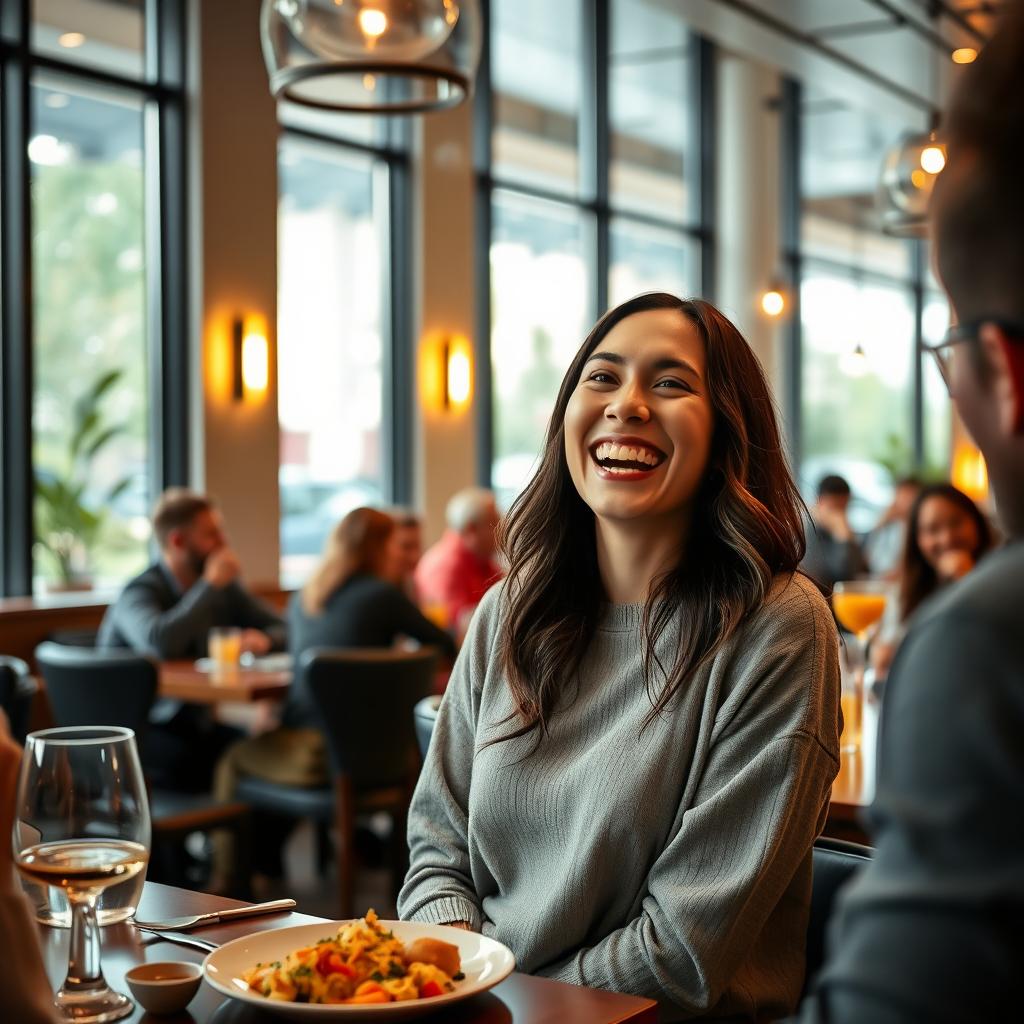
[592,441,661,467]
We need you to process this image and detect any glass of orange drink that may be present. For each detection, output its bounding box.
[832,580,890,753]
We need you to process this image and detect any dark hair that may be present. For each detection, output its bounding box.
[817,475,851,499]
[152,488,214,548]
[496,293,807,747]
[933,1,1024,323]
[899,483,993,621]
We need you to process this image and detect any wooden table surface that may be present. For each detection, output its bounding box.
[159,661,292,705]
[38,883,658,1023]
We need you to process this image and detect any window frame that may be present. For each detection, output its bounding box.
[473,0,716,487]
[781,77,935,479]
[0,0,189,597]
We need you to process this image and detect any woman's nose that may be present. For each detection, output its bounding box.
[605,382,650,423]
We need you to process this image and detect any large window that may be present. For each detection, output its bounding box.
[276,108,410,584]
[481,0,709,507]
[1,1,188,596]
[792,86,952,531]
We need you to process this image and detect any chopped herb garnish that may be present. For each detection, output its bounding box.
[272,961,282,969]
[370,971,384,982]
[292,965,312,978]
[453,972,465,981]
[387,961,406,978]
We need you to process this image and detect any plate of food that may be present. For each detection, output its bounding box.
[202,910,515,1019]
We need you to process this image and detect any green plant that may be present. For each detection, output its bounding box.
[34,369,134,586]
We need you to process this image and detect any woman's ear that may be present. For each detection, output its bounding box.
[978,324,1024,436]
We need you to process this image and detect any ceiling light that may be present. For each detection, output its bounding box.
[58,32,86,48]
[840,344,870,378]
[877,130,947,237]
[760,288,785,318]
[951,47,977,64]
[920,144,946,174]
[261,0,481,113]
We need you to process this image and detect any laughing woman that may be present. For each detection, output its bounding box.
[398,294,841,1021]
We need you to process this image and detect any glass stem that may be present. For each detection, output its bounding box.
[65,889,104,992]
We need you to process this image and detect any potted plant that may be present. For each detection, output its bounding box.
[34,369,134,591]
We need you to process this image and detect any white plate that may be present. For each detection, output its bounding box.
[202,920,515,1020]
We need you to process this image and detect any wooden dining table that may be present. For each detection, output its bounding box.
[158,660,293,705]
[826,695,879,842]
[38,883,659,1023]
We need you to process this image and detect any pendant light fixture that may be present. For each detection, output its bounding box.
[876,126,946,237]
[261,0,482,114]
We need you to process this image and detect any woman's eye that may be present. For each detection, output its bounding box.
[654,377,693,393]
[587,371,616,385]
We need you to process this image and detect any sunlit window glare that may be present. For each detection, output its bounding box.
[28,134,73,166]
[58,31,86,48]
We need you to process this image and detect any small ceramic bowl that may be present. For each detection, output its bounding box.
[125,961,202,1014]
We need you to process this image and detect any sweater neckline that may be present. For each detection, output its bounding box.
[598,601,644,633]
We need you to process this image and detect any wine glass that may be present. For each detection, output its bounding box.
[12,726,151,1023]
[831,580,890,753]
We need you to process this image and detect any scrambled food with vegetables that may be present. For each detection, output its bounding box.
[242,910,464,1004]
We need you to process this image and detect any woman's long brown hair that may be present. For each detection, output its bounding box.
[898,483,993,621]
[302,507,394,616]
[495,293,807,747]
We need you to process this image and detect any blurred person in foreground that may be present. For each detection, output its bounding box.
[863,476,922,578]
[0,712,58,1023]
[793,4,1024,1019]
[99,488,286,791]
[871,483,995,679]
[211,508,455,885]
[801,474,869,591]
[414,487,503,633]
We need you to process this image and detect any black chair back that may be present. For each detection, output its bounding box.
[0,655,36,742]
[304,647,438,790]
[34,642,157,741]
[47,628,100,648]
[413,695,441,759]
[806,837,873,990]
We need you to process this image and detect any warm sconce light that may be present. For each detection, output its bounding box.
[951,46,977,64]
[951,442,989,504]
[443,335,472,410]
[232,316,269,401]
[760,287,785,318]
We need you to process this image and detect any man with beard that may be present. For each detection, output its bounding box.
[99,488,286,790]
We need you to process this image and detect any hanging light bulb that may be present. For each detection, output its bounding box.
[760,287,785,318]
[840,344,870,378]
[262,0,480,113]
[951,47,977,64]
[877,129,947,237]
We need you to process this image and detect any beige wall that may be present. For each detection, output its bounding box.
[413,103,479,546]
[194,0,281,585]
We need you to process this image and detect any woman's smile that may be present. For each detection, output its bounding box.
[589,434,668,480]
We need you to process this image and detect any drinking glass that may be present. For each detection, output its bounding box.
[12,726,151,1022]
[832,580,890,753]
[209,626,243,674]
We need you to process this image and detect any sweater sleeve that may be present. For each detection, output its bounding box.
[109,577,220,659]
[538,582,841,1016]
[397,585,501,930]
[383,588,458,660]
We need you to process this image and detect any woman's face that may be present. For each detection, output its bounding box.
[563,308,713,529]
[916,496,980,575]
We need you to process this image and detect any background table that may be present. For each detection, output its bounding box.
[159,661,292,705]
[38,883,658,1023]
[826,696,879,843]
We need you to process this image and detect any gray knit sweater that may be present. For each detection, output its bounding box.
[398,572,841,1021]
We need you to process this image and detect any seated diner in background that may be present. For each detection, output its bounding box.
[210,507,456,885]
[414,487,503,634]
[385,507,425,600]
[871,482,994,679]
[863,476,921,579]
[98,488,287,792]
[801,474,869,592]
[399,293,842,1021]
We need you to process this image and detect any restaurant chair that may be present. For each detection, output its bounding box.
[233,647,438,918]
[0,654,37,742]
[34,641,251,893]
[413,694,441,759]
[47,628,100,647]
[805,836,873,992]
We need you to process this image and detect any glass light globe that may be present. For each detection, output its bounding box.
[282,0,458,63]
[877,130,946,237]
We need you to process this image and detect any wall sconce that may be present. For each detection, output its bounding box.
[232,315,269,402]
[442,334,472,410]
[759,286,786,318]
[951,442,989,504]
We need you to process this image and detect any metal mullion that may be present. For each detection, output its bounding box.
[474,0,494,486]
[695,35,716,301]
[801,253,918,290]
[0,1,34,595]
[24,51,164,97]
[582,0,609,315]
[911,241,926,471]
[278,122,410,167]
[780,77,802,467]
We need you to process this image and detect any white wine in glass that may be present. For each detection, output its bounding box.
[13,726,151,1023]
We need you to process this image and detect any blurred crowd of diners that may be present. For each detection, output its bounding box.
[802,471,995,678]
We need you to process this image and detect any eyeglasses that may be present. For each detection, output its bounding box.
[920,318,1024,392]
